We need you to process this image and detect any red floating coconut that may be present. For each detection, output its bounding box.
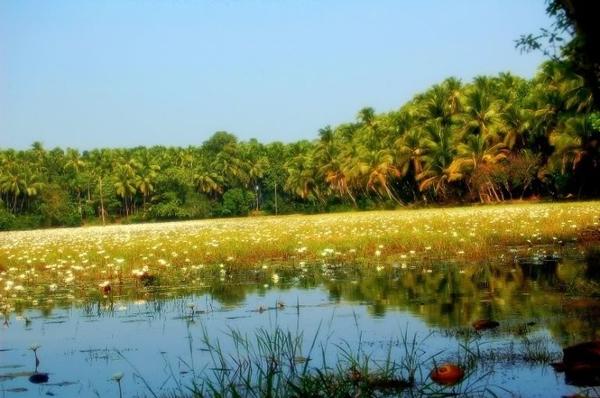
[430,363,464,386]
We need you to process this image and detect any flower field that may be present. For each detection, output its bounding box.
[1,201,599,317]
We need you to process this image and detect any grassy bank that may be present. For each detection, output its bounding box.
[1,201,599,315]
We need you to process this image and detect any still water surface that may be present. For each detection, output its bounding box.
[1,246,600,397]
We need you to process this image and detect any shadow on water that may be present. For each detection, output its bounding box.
[552,341,600,387]
[28,345,49,384]
[517,254,560,283]
[585,247,600,280]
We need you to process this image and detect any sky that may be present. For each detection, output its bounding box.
[0,0,552,150]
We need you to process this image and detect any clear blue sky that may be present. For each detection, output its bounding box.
[0,0,551,150]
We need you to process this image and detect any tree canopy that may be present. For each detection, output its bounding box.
[1,60,599,230]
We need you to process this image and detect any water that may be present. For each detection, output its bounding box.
[1,247,600,397]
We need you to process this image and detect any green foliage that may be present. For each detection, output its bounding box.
[148,192,186,220]
[220,188,254,217]
[0,59,599,230]
[516,0,600,110]
[0,207,15,230]
[37,183,82,227]
[11,214,44,230]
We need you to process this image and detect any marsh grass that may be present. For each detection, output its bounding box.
[110,322,508,398]
[1,201,600,316]
[451,334,561,369]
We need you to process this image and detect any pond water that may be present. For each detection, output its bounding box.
[1,246,600,397]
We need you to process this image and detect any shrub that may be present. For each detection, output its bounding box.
[0,208,15,230]
[221,188,254,217]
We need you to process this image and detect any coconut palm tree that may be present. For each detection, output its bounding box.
[551,115,597,174]
[0,167,44,212]
[320,157,356,205]
[87,149,112,224]
[113,164,137,217]
[501,105,531,150]
[417,122,458,199]
[450,134,509,202]
[137,163,160,209]
[362,149,403,204]
[285,155,319,201]
[395,128,426,177]
[64,148,87,215]
[193,168,224,198]
[212,143,249,188]
[340,145,370,197]
[416,78,463,128]
[459,79,503,143]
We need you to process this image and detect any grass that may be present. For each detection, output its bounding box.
[1,201,599,317]
[118,322,502,398]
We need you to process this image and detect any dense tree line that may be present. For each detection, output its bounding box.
[1,60,599,230]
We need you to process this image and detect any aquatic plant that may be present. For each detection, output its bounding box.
[0,202,599,317]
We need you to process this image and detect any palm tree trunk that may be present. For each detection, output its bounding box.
[77,188,82,216]
[521,180,532,200]
[346,188,357,207]
[98,176,106,225]
[384,183,403,205]
[274,182,278,215]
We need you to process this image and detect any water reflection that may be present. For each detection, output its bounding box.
[1,246,599,397]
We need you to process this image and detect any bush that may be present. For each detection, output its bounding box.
[11,214,44,230]
[358,198,377,210]
[148,199,186,220]
[0,208,15,230]
[181,191,212,219]
[221,188,254,217]
[31,183,83,227]
[326,202,355,213]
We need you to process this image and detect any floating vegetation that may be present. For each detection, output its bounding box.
[0,202,599,317]
[0,203,599,396]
